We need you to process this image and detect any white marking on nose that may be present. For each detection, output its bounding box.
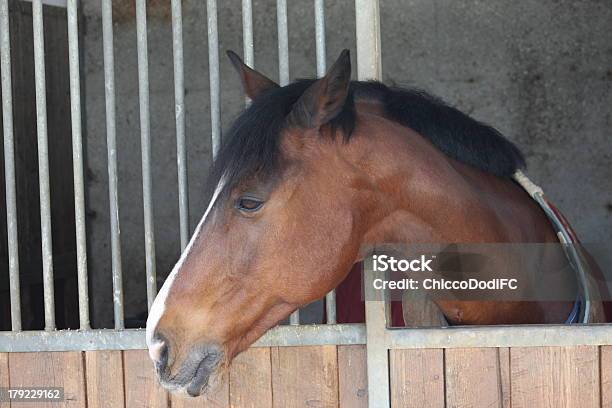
[145,176,227,349]
[148,337,166,362]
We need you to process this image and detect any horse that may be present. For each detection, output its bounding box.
[145,49,609,396]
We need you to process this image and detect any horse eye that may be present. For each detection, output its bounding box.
[235,197,264,212]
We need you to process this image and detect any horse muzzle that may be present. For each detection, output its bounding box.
[149,337,223,397]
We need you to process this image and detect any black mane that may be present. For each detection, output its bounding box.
[206,80,525,198]
[353,81,525,177]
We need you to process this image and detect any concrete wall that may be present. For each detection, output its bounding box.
[81,0,612,328]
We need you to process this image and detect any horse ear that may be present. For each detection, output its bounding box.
[227,50,279,100]
[290,49,351,129]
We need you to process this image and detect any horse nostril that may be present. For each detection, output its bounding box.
[157,343,168,372]
[149,336,169,372]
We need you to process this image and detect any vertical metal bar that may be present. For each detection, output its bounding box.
[171,0,189,249]
[241,0,253,106]
[136,0,157,310]
[289,312,299,326]
[207,0,221,159]
[276,0,297,324]
[314,0,326,77]
[276,0,289,86]
[325,292,337,324]
[355,0,382,81]
[355,1,386,406]
[32,0,56,331]
[1,0,21,331]
[364,259,390,408]
[315,0,336,324]
[67,0,89,329]
[241,0,253,68]
[101,0,124,329]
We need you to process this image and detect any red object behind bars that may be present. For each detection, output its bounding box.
[331,263,405,326]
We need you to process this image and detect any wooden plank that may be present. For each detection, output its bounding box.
[229,347,272,408]
[0,353,8,385]
[445,347,508,408]
[8,351,85,408]
[271,345,339,408]
[0,353,9,408]
[85,350,124,408]
[390,349,443,408]
[338,345,367,408]
[602,346,612,408]
[123,349,168,408]
[170,372,229,408]
[511,345,599,407]
[498,347,511,408]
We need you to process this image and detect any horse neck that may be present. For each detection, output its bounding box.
[351,111,554,244]
[350,111,572,324]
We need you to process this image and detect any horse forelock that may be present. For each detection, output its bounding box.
[202,79,356,204]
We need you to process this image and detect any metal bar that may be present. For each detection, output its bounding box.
[364,261,390,408]
[253,323,365,347]
[276,0,297,325]
[355,2,384,405]
[0,0,21,331]
[289,310,300,325]
[385,324,612,349]
[325,292,336,324]
[315,0,336,323]
[171,0,189,249]
[0,329,149,352]
[135,0,157,310]
[354,0,382,81]
[32,0,56,331]
[67,0,89,329]
[314,0,326,77]
[0,324,367,352]
[2,324,612,353]
[207,0,221,158]
[241,0,253,106]
[101,0,124,329]
[241,0,253,68]
[276,0,289,86]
